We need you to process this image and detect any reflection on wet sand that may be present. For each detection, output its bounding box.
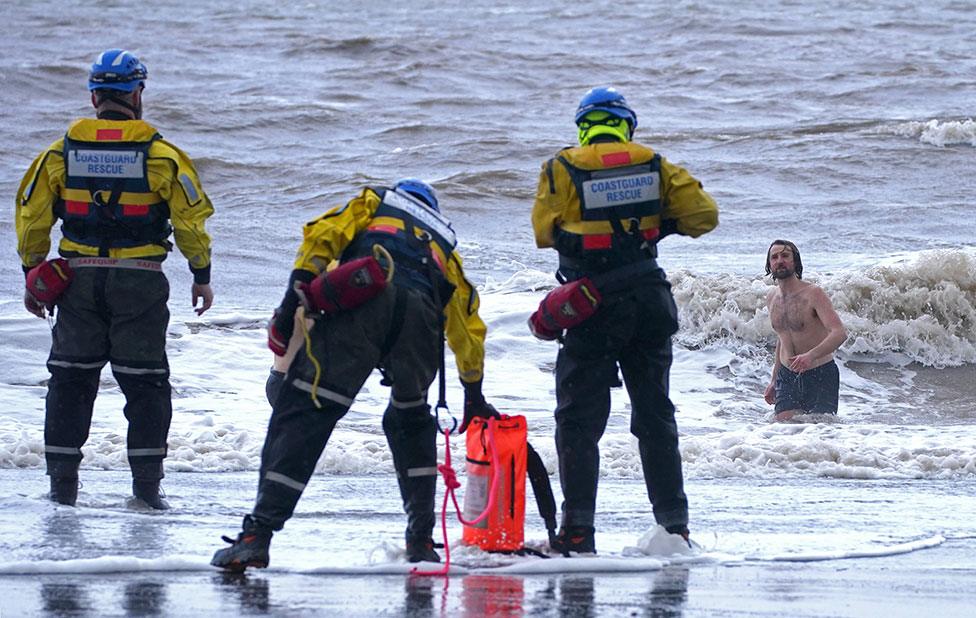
[213,571,271,614]
[404,575,435,614]
[41,582,92,615]
[559,576,595,617]
[462,574,524,616]
[123,580,167,616]
[648,567,690,618]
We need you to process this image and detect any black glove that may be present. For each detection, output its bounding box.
[267,307,292,356]
[658,219,679,241]
[460,379,499,433]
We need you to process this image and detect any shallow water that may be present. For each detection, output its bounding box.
[0,0,974,614]
[0,470,973,616]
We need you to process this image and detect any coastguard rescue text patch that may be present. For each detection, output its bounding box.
[582,171,659,209]
[67,149,143,178]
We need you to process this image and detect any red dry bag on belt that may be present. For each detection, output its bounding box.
[528,277,602,340]
[297,255,388,315]
[26,258,74,305]
[462,415,528,552]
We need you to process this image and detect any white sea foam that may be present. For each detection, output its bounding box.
[1,251,973,481]
[889,118,976,147]
[672,249,976,366]
[680,424,976,480]
[0,555,210,575]
[753,534,945,563]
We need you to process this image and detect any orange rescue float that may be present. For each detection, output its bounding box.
[462,415,527,551]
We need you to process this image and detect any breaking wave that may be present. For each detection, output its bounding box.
[889,119,976,147]
[674,249,976,367]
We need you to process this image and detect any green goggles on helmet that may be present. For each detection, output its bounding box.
[576,115,626,130]
[577,110,632,146]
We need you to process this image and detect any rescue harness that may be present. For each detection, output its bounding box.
[59,134,172,257]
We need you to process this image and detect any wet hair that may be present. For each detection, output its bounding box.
[93,88,138,105]
[765,239,803,279]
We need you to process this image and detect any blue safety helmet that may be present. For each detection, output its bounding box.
[394,178,439,212]
[88,49,147,92]
[574,86,638,132]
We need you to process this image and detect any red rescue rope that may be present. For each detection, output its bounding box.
[410,418,501,576]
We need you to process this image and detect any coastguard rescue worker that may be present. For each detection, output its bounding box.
[212,179,496,570]
[14,49,214,509]
[531,87,718,553]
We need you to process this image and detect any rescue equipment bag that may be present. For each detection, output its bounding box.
[297,246,393,315]
[25,258,75,305]
[462,415,528,552]
[528,277,602,340]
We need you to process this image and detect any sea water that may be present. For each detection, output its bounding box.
[0,0,974,615]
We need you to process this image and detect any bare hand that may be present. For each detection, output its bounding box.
[192,283,214,316]
[788,352,815,374]
[24,290,47,318]
[764,382,776,405]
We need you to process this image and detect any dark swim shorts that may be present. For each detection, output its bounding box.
[774,360,839,414]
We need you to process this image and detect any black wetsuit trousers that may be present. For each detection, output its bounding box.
[44,266,171,481]
[554,271,689,530]
[252,285,441,542]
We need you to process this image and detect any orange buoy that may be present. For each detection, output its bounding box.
[462,415,527,551]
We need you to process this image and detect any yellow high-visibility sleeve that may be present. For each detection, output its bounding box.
[443,252,486,383]
[15,139,63,268]
[531,158,570,249]
[293,187,380,276]
[151,139,214,270]
[659,156,719,238]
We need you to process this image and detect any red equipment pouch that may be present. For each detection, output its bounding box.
[528,277,602,340]
[26,258,75,305]
[298,255,388,315]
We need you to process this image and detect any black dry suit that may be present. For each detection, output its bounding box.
[253,187,486,548]
[43,126,180,486]
[532,140,718,533]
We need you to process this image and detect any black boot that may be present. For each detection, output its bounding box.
[47,461,80,506]
[132,479,170,510]
[49,476,79,506]
[211,515,273,572]
[665,524,692,548]
[405,536,441,563]
[550,525,596,555]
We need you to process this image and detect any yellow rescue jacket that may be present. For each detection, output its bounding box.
[532,141,718,251]
[293,187,486,384]
[16,118,213,280]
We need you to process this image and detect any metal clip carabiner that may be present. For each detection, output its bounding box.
[92,189,110,208]
[434,403,457,435]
